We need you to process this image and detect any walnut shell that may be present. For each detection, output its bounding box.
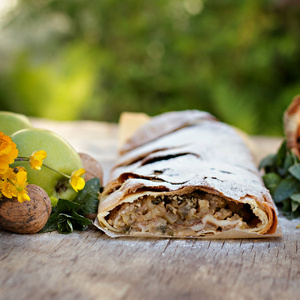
[0,184,51,234]
[79,152,104,185]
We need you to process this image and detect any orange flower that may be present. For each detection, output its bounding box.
[0,132,18,174]
[0,132,13,155]
[69,168,85,192]
[0,154,11,174]
[29,150,47,170]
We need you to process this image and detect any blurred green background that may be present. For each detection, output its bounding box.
[0,0,299,135]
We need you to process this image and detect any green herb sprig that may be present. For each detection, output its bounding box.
[40,178,102,234]
[260,140,300,217]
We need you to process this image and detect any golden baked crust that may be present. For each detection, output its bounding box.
[97,110,278,238]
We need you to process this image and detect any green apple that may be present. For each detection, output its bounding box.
[11,128,83,203]
[0,111,32,136]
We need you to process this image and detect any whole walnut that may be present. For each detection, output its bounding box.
[0,184,51,234]
[79,152,104,185]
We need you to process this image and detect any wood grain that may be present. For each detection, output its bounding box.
[0,119,299,300]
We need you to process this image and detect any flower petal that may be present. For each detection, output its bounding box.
[29,150,47,170]
[1,179,17,198]
[0,133,18,172]
[0,154,10,174]
[73,168,86,177]
[70,168,86,192]
[16,169,28,186]
[17,190,30,203]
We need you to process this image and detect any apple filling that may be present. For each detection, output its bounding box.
[106,192,262,236]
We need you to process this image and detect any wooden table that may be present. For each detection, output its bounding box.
[0,119,299,300]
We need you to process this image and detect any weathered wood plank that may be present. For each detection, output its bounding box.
[0,217,299,300]
[0,120,299,300]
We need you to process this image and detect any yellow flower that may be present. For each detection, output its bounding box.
[14,167,30,203]
[1,168,17,198]
[0,154,11,175]
[0,132,30,202]
[29,150,47,170]
[0,132,18,174]
[0,167,30,203]
[0,131,14,155]
[17,189,30,203]
[70,168,85,192]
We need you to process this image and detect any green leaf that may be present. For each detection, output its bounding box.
[69,210,93,227]
[57,213,74,234]
[275,140,287,168]
[75,178,100,215]
[262,173,281,195]
[56,198,80,213]
[273,177,300,203]
[259,154,276,170]
[289,164,300,181]
[39,178,101,234]
[78,195,99,216]
[290,150,300,164]
[56,211,93,234]
[282,199,292,212]
[290,193,300,204]
[291,201,300,213]
[39,212,59,233]
[39,198,93,234]
[75,178,100,204]
[278,153,296,177]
